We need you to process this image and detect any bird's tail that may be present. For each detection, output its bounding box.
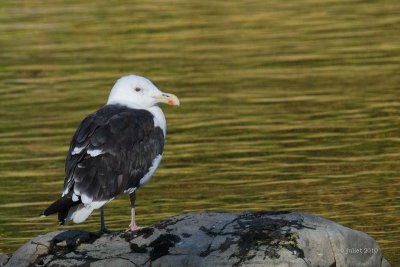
[40,192,81,225]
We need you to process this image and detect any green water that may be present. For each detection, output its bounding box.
[0,0,399,264]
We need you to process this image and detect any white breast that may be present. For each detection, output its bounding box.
[138,106,165,187]
[147,106,167,137]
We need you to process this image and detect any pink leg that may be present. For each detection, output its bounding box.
[128,207,141,231]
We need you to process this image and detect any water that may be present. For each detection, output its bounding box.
[0,0,399,264]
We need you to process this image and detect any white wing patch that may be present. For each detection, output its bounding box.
[72,146,104,157]
[87,149,104,157]
[71,146,85,155]
[139,154,162,186]
[124,187,137,194]
[72,193,79,202]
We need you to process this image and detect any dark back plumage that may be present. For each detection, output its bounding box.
[64,104,165,202]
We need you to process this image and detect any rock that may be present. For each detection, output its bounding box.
[5,212,390,267]
[0,254,9,266]
[5,230,97,267]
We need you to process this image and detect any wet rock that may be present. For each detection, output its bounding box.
[5,212,390,267]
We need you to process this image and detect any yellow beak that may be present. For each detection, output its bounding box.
[154,93,180,106]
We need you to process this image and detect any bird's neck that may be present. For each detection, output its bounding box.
[107,98,143,109]
[147,106,167,136]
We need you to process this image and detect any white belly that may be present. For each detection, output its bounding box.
[140,154,163,186]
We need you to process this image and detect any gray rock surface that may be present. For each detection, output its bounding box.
[0,254,9,266]
[5,212,390,267]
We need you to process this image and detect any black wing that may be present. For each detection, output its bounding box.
[63,104,164,203]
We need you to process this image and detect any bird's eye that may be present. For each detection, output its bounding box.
[135,88,141,92]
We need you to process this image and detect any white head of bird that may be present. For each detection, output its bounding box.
[107,75,180,109]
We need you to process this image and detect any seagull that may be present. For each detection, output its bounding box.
[41,75,179,232]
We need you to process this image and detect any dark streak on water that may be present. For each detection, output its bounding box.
[0,0,399,264]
